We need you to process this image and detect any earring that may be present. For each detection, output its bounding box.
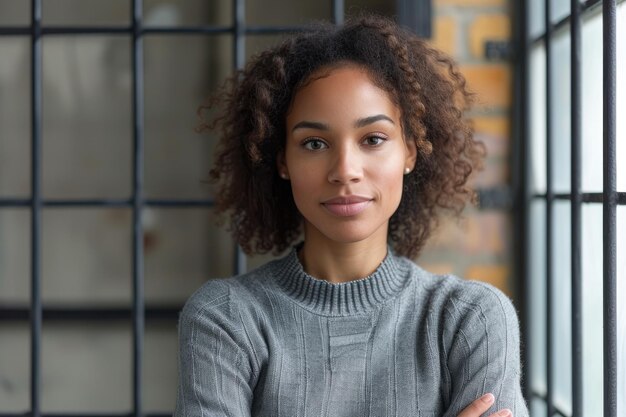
[280,172,289,179]
[404,167,411,175]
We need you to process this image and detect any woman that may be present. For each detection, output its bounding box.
[174,15,528,417]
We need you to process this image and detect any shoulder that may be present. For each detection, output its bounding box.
[179,261,276,331]
[442,277,518,322]
[405,262,520,332]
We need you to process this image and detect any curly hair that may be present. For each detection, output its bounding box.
[200,14,485,258]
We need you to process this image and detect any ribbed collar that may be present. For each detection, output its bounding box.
[271,245,411,316]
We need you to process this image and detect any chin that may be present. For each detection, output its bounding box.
[312,222,386,245]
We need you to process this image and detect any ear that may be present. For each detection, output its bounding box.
[405,137,418,171]
[276,150,289,179]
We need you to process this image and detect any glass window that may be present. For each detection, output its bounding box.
[550,27,571,194]
[0,37,30,198]
[530,199,547,395]
[530,43,547,193]
[581,9,603,193]
[527,2,625,415]
[551,200,572,414]
[581,203,604,417]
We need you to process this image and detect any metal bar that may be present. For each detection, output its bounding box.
[396,0,432,38]
[544,0,554,415]
[531,192,626,203]
[0,27,30,35]
[0,306,182,322]
[0,25,312,37]
[0,199,215,207]
[232,0,247,276]
[332,0,345,25]
[570,0,583,416]
[131,1,145,416]
[29,0,43,416]
[603,1,617,416]
[512,0,531,404]
[531,0,603,45]
[233,0,245,70]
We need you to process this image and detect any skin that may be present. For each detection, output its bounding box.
[280,64,416,283]
[278,64,512,417]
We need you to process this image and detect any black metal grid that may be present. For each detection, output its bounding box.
[0,1,436,416]
[518,0,623,416]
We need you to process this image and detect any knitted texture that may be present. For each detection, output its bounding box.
[174,248,529,417]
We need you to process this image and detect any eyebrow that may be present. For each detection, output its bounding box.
[291,121,330,132]
[354,114,395,128]
[291,114,395,132]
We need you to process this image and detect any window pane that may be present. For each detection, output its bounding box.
[144,35,232,200]
[0,37,30,198]
[550,27,571,194]
[531,397,547,416]
[42,36,132,200]
[144,0,231,27]
[0,323,29,411]
[246,0,331,26]
[551,200,572,415]
[246,34,290,61]
[581,203,603,417]
[550,0,570,25]
[41,208,131,305]
[42,0,129,26]
[617,3,625,192]
[529,0,546,40]
[144,208,234,304]
[0,0,29,25]
[143,321,178,412]
[530,199,547,394]
[530,43,547,194]
[0,209,29,304]
[41,322,131,412]
[618,206,625,417]
[581,10,603,193]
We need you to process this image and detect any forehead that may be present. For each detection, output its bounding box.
[286,65,400,125]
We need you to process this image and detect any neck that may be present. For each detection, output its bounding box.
[299,229,388,284]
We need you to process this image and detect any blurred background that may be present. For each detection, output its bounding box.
[0,0,623,416]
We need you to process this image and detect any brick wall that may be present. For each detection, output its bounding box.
[418,0,515,297]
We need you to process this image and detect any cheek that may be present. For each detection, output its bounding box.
[373,157,405,196]
[289,174,318,210]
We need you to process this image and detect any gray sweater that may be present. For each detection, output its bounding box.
[174,247,529,417]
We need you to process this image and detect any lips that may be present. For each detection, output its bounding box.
[321,195,373,217]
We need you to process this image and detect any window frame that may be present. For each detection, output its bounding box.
[0,1,436,415]
[515,1,623,416]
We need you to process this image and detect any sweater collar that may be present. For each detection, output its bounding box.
[272,244,410,316]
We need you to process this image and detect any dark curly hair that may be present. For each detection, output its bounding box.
[200,14,485,258]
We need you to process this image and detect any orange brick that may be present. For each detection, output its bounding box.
[435,0,505,6]
[465,264,511,296]
[472,116,510,138]
[472,116,509,158]
[460,64,511,109]
[422,211,509,257]
[431,15,456,56]
[469,14,511,59]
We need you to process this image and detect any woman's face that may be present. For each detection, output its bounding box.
[280,65,417,247]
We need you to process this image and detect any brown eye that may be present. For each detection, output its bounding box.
[363,135,386,146]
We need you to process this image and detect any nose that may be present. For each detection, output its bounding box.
[327,145,363,184]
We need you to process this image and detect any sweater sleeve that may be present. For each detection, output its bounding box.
[174,284,254,417]
[441,282,529,417]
